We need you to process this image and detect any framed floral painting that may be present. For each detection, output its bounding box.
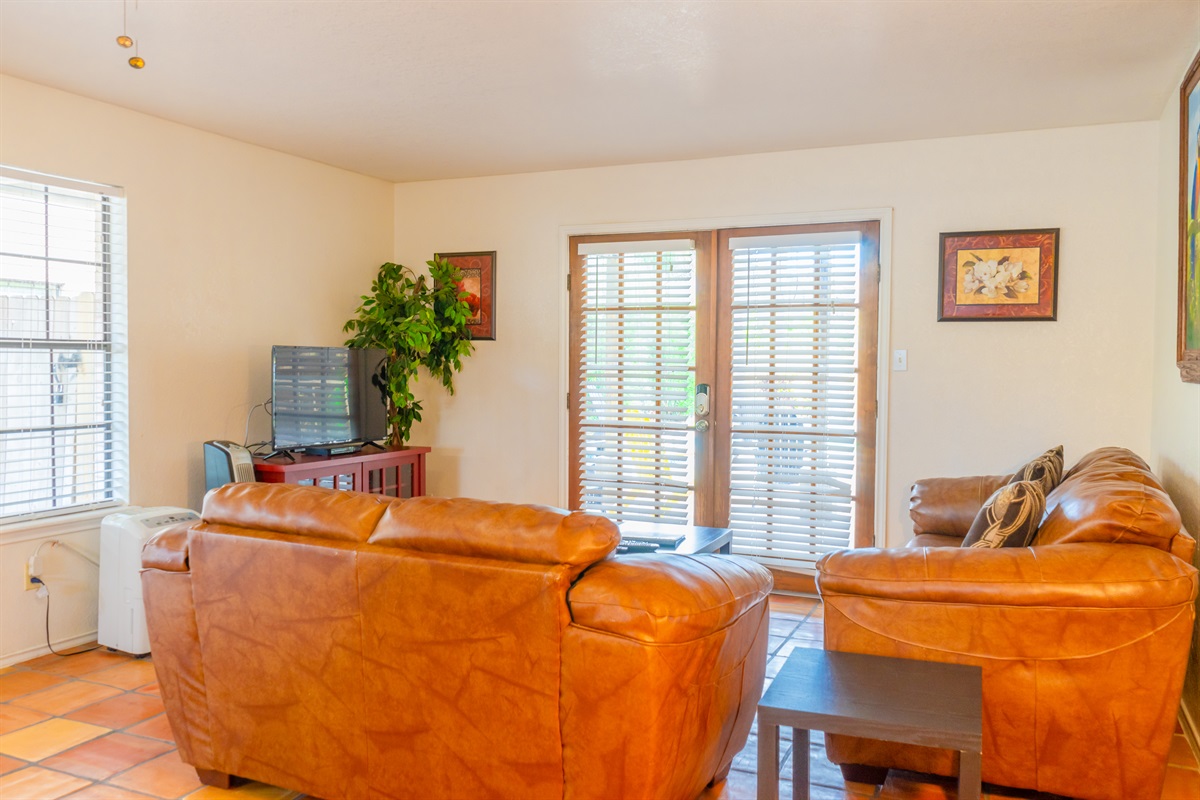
[938,228,1059,321]
[1178,48,1200,383]
[437,250,495,341]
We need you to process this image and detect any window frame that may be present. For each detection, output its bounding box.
[0,166,129,525]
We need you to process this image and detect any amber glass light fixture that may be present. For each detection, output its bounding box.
[116,1,145,69]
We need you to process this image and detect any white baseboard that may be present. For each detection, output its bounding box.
[1,630,100,669]
[1182,702,1200,763]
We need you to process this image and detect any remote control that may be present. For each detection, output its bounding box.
[616,539,662,554]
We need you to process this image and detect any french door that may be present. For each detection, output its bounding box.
[569,222,880,573]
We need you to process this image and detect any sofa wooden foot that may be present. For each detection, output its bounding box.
[196,769,241,789]
[707,759,733,786]
[839,763,889,785]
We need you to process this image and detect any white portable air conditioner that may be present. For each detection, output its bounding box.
[98,506,199,656]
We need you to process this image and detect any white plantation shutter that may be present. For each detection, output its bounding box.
[0,167,128,521]
[725,231,866,569]
[573,239,697,523]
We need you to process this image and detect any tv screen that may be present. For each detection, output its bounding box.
[271,346,389,451]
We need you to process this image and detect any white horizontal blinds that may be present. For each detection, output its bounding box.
[0,168,128,521]
[576,239,697,524]
[726,230,862,570]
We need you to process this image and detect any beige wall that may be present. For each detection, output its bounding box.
[1152,62,1200,742]
[395,122,1160,544]
[0,73,1181,672]
[0,75,394,664]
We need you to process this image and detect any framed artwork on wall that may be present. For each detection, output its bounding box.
[1178,48,1200,383]
[437,250,496,341]
[938,228,1059,321]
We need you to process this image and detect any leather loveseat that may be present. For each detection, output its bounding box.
[815,447,1198,800]
[140,482,773,800]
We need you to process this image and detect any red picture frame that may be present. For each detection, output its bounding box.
[437,250,496,341]
[938,228,1059,321]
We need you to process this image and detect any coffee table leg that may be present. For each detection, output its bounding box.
[757,720,779,800]
[792,728,810,800]
[958,750,981,800]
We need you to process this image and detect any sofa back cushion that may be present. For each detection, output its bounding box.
[202,482,389,543]
[370,496,618,568]
[1035,448,1191,558]
[909,474,1012,537]
[1059,446,1165,491]
[1035,479,1184,551]
[202,484,621,571]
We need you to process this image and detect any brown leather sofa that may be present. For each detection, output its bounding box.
[815,447,1198,800]
[140,482,773,800]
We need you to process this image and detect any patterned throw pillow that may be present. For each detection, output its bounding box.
[1009,445,1064,496]
[961,480,1046,548]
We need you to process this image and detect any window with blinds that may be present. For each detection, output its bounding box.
[570,239,698,523]
[723,230,873,570]
[0,167,128,522]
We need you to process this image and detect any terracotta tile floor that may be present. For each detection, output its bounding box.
[0,595,1195,800]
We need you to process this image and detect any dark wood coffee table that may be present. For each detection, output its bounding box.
[757,648,982,800]
[618,521,733,554]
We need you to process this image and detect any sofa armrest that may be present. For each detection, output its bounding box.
[816,543,1197,609]
[141,523,193,572]
[909,475,1011,536]
[568,554,772,643]
[562,554,771,799]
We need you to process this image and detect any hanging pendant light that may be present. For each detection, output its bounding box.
[116,0,132,48]
[115,0,145,68]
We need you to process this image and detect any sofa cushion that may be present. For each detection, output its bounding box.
[1035,479,1184,552]
[962,480,1045,548]
[909,474,1012,536]
[907,533,965,548]
[370,496,619,567]
[1060,446,1164,491]
[202,482,390,543]
[1009,445,1063,496]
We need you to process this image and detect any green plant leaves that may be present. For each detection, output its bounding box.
[344,259,475,443]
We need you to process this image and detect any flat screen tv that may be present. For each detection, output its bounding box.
[271,346,389,452]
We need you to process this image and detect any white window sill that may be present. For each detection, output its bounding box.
[1,504,131,544]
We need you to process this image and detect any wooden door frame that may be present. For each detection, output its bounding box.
[560,209,894,552]
[715,221,880,551]
[567,231,714,518]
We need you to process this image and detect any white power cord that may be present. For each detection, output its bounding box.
[28,539,101,657]
[28,539,99,579]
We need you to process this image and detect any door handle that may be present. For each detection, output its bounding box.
[696,419,710,433]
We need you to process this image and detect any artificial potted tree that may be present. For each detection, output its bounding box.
[343,258,474,444]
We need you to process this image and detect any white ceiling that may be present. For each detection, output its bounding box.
[1,1,1198,183]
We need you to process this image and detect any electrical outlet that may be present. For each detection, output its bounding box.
[24,563,39,591]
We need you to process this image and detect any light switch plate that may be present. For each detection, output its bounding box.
[893,350,908,371]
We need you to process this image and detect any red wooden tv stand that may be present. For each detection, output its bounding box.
[252,445,430,498]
